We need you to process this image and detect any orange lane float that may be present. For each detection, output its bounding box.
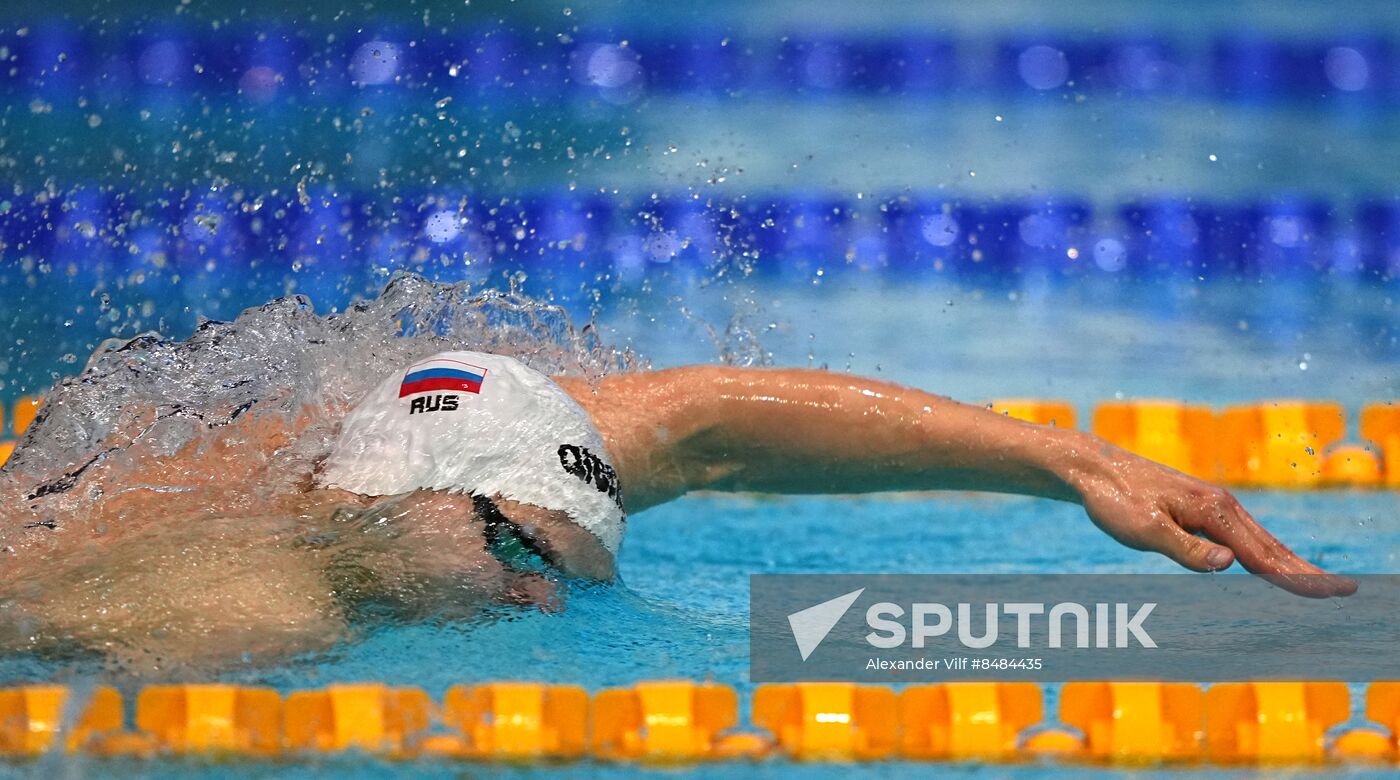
[751,682,898,761]
[1331,728,1394,761]
[0,685,124,756]
[135,684,281,755]
[899,682,1042,760]
[1204,682,1348,762]
[1361,404,1400,487]
[11,396,39,437]
[1360,681,1400,760]
[435,682,588,759]
[3,681,1400,764]
[1058,681,1203,761]
[988,399,1077,429]
[0,394,39,466]
[592,680,757,761]
[1320,445,1382,487]
[0,686,66,756]
[1021,727,1087,756]
[283,684,433,755]
[1093,401,1218,480]
[1217,402,1345,487]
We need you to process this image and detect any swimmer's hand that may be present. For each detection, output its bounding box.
[1069,440,1357,598]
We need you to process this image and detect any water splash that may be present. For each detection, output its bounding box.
[6,272,635,501]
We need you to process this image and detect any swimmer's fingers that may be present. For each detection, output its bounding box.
[1151,519,1235,574]
[1083,494,1232,574]
[1173,492,1357,599]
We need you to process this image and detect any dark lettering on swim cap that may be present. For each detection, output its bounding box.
[558,443,624,510]
[408,394,460,415]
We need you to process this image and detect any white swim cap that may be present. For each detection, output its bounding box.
[317,350,626,554]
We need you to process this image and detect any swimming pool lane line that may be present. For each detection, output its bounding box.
[0,680,1395,764]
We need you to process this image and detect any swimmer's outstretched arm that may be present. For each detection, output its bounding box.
[558,367,1356,598]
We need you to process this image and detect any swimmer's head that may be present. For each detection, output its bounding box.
[317,350,625,554]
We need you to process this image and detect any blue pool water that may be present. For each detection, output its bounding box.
[239,487,1388,694]
[2,281,1398,777]
[3,1,1400,776]
[2,490,1397,778]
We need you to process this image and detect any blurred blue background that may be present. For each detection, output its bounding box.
[2,7,1400,775]
[0,0,1398,400]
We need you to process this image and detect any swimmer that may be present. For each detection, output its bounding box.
[0,349,1355,667]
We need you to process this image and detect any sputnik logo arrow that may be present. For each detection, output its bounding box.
[787,588,865,661]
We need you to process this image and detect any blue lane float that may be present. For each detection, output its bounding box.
[4,189,1400,285]
[3,22,1400,103]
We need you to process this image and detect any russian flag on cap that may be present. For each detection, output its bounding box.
[399,357,487,397]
